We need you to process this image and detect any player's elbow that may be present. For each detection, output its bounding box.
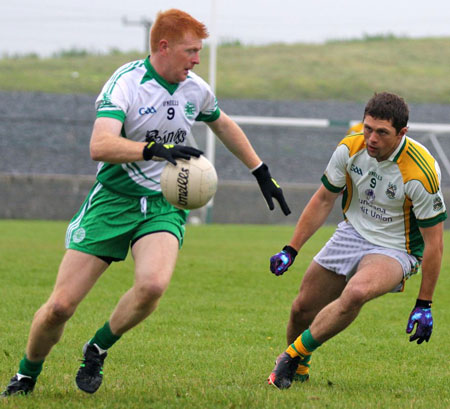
[90,142,104,161]
[90,149,101,162]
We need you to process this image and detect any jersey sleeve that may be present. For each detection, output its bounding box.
[194,78,221,122]
[321,143,349,192]
[406,161,448,227]
[95,67,132,123]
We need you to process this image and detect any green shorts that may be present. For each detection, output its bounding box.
[65,182,188,261]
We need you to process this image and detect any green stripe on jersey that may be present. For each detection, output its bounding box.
[196,97,220,122]
[406,210,424,257]
[125,162,159,184]
[393,138,407,163]
[104,60,144,98]
[97,110,126,122]
[97,164,160,197]
[321,174,344,193]
[417,211,448,227]
[407,145,438,193]
[196,108,221,122]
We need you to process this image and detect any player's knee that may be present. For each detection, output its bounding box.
[340,285,368,310]
[290,297,314,322]
[135,281,167,306]
[44,300,75,325]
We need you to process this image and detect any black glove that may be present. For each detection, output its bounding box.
[252,163,291,215]
[143,142,203,165]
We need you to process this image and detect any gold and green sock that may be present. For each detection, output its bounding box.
[294,354,311,382]
[286,328,322,358]
[89,321,121,351]
[18,354,44,381]
[286,329,321,380]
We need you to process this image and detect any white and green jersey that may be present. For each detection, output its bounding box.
[94,57,220,197]
[322,133,447,257]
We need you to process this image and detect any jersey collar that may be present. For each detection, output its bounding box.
[141,57,179,95]
[390,135,408,163]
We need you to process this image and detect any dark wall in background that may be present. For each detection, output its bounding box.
[1,91,449,226]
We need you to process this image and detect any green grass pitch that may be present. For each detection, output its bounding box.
[0,220,449,408]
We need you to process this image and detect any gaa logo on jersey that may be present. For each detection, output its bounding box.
[184,102,196,119]
[139,106,157,116]
[385,182,397,199]
[433,196,443,211]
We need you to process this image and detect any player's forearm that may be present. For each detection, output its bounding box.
[90,132,146,163]
[417,223,444,300]
[208,113,261,169]
[418,251,442,301]
[289,187,336,251]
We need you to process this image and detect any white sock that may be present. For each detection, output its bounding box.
[16,373,32,380]
[93,343,107,355]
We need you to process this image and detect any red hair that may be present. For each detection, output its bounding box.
[150,9,209,53]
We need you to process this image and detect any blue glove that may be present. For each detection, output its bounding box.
[270,245,297,276]
[406,299,433,344]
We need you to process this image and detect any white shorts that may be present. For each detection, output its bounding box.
[313,221,420,292]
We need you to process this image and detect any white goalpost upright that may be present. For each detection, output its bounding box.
[203,0,218,223]
[205,0,218,166]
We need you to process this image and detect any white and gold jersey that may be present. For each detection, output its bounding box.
[94,57,220,197]
[322,133,447,257]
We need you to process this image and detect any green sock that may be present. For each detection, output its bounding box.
[301,328,322,352]
[18,354,44,381]
[89,321,121,351]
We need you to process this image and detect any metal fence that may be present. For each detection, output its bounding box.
[191,116,450,187]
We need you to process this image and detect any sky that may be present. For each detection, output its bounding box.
[2,0,450,57]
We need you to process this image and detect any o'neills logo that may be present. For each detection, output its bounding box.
[177,167,190,206]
